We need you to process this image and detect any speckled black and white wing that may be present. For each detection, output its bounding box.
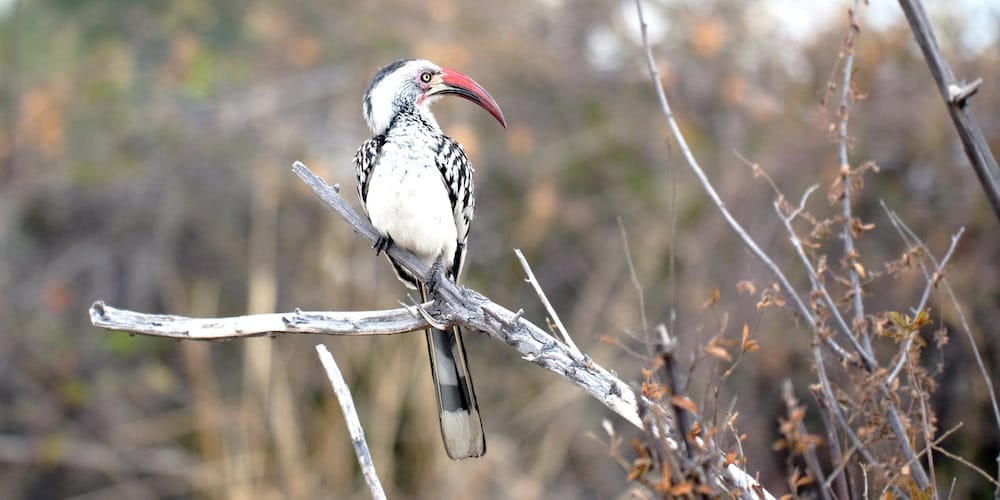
[434,135,476,281]
[353,134,386,208]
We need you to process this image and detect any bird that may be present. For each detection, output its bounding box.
[353,59,506,459]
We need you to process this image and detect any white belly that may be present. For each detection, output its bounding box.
[365,163,457,266]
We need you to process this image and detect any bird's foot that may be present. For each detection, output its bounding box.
[373,235,393,256]
[426,256,447,295]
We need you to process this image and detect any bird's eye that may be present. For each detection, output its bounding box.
[419,71,433,83]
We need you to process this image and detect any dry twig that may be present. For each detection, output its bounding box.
[315,345,386,500]
[514,248,582,358]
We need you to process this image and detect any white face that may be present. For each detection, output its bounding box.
[363,59,441,135]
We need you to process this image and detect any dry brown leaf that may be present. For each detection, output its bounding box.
[794,472,816,487]
[669,482,694,496]
[853,261,866,278]
[736,280,757,295]
[671,395,699,415]
[705,344,732,362]
[702,285,720,308]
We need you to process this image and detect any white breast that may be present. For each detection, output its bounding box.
[365,143,457,267]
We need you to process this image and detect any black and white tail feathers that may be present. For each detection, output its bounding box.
[419,284,485,459]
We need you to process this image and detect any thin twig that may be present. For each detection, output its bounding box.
[813,346,910,498]
[883,422,961,490]
[835,0,871,354]
[315,345,386,500]
[884,226,963,385]
[789,184,820,221]
[514,248,582,358]
[632,4,826,498]
[932,445,1000,488]
[816,395,853,500]
[905,347,938,498]
[820,441,858,495]
[617,218,648,336]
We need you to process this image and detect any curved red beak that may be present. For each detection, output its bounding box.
[433,68,507,128]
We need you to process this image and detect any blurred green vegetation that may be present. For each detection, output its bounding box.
[1,0,998,498]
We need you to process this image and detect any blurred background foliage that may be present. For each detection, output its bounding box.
[1,0,998,498]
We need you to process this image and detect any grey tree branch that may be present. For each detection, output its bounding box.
[89,300,430,339]
[897,0,1000,222]
[315,345,386,500]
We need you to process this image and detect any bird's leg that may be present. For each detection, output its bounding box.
[373,234,393,256]
[425,255,448,295]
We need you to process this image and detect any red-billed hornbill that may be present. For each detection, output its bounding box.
[354,59,505,459]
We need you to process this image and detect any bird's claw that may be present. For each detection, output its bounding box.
[426,256,447,295]
[373,235,393,256]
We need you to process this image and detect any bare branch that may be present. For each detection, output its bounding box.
[906,346,938,499]
[89,300,429,339]
[315,345,386,500]
[931,444,1000,488]
[786,184,820,222]
[897,0,1000,222]
[617,218,649,336]
[514,248,582,358]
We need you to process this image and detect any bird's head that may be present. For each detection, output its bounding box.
[362,59,506,135]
